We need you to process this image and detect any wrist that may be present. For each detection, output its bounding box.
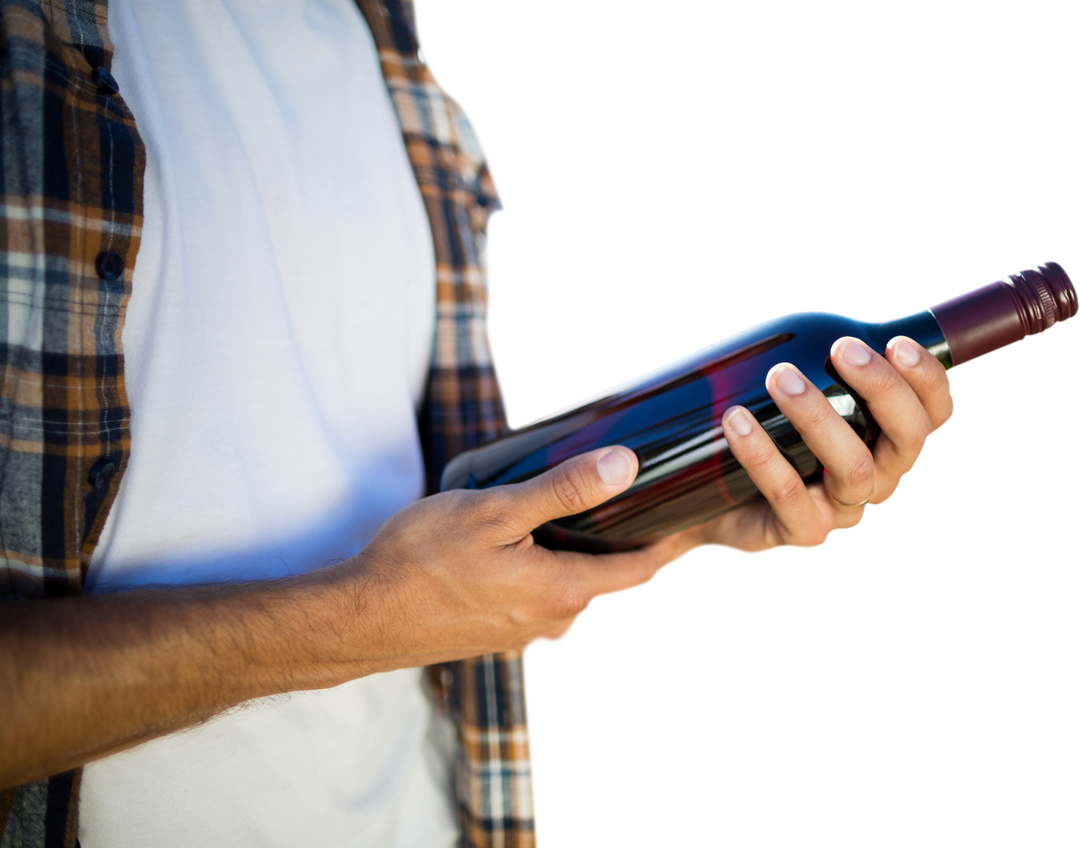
[237,564,377,693]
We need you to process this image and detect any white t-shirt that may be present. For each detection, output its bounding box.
[79,1,456,845]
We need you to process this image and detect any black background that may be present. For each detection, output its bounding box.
[416,4,1075,838]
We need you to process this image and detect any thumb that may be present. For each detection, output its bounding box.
[500,446,638,537]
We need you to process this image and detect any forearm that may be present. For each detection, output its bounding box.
[0,567,362,790]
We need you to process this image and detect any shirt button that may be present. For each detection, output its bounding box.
[93,65,120,96]
[95,251,124,281]
[88,458,117,490]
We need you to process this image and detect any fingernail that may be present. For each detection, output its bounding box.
[772,364,807,396]
[597,448,633,486]
[890,337,921,368]
[724,407,753,437]
[836,338,871,366]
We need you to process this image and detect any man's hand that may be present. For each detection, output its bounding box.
[0,337,951,788]
[0,446,680,789]
[334,446,684,673]
[680,335,953,552]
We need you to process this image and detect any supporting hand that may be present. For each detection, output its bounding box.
[679,335,953,552]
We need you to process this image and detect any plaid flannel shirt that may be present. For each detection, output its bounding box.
[0,1,534,845]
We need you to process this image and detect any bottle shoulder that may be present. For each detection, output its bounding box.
[514,308,876,429]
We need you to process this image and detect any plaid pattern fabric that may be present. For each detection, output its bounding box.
[0,0,534,845]
[1,0,141,844]
[354,3,540,842]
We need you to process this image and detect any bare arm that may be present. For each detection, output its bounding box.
[0,446,681,790]
[0,570,361,787]
[1,336,954,790]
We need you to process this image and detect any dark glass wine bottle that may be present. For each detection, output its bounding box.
[441,263,1076,553]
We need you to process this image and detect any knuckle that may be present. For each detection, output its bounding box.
[567,590,590,617]
[919,365,953,428]
[441,488,478,516]
[896,413,933,458]
[438,487,473,508]
[741,438,777,471]
[460,489,517,536]
[845,450,876,489]
[912,414,934,448]
[795,519,833,548]
[870,366,903,399]
[551,465,591,514]
[941,391,959,429]
[771,474,806,511]
[548,584,590,619]
[801,402,834,431]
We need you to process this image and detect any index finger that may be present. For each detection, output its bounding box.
[544,533,684,600]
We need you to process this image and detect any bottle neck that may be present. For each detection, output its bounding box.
[874,311,953,369]
[928,263,1076,366]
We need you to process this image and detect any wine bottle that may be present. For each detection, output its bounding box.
[441,263,1076,553]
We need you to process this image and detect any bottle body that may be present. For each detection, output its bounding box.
[440,264,1074,553]
[441,311,947,552]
